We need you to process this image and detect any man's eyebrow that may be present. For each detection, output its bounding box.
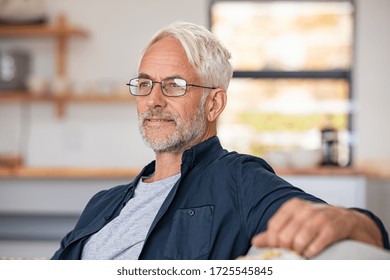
[137,73,185,80]
[165,75,184,80]
[137,73,151,79]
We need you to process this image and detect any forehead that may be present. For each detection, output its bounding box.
[139,37,197,80]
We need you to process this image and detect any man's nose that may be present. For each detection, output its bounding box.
[146,82,167,108]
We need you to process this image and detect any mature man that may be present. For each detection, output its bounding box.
[52,21,389,260]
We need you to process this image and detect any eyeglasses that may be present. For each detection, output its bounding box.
[126,77,216,97]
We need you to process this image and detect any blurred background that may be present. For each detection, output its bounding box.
[0,0,389,258]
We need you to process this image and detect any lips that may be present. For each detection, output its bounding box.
[139,109,177,126]
[146,118,174,123]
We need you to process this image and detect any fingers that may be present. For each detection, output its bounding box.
[274,200,315,250]
[300,209,351,257]
[251,198,354,258]
[251,231,268,248]
[252,198,314,252]
[301,220,337,257]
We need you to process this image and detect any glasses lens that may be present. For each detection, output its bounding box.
[129,78,152,96]
[162,78,187,96]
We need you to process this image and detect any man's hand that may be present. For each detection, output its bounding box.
[251,198,383,258]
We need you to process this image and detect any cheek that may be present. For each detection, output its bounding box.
[136,99,147,114]
[172,101,197,121]
[136,104,142,114]
[179,108,202,126]
[180,95,203,114]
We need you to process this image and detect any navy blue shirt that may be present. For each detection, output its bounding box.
[52,136,389,259]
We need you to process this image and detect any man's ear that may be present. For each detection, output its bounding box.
[206,88,227,122]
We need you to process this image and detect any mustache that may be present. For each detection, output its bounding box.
[139,109,178,123]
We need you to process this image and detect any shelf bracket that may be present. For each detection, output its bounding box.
[55,14,67,77]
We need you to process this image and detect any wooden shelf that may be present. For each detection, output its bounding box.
[0,21,88,38]
[0,15,133,117]
[0,91,136,117]
[275,166,362,177]
[0,14,88,77]
[0,91,134,102]
[0,166,369,179]
[0,167,140,179]
[275,165,390,180]
[0,165,389,179]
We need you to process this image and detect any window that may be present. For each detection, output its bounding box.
[210,0,354,167]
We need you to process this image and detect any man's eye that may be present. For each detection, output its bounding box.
[139,82,151,88]
[162,81,178,88]
[169,82,181,88]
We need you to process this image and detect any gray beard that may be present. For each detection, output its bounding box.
[138,103,207,154]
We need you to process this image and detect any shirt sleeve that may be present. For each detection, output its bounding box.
[349,207,390,249]
[237,156,325,240]
[237,156,390,251]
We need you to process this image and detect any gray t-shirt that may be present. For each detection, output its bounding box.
[81,173,180,259]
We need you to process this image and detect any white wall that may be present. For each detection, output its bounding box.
[1,0,390,167]
[354,0,390,162]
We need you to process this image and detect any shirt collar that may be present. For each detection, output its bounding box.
[181,136,224,172]
[135,136,224,181]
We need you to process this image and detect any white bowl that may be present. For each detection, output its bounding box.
[265,151,290,169]
[26,76,48,94]
[288,149,322,169]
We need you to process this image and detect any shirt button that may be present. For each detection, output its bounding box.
[187,209,195,216]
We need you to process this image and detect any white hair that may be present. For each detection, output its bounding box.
[140,21,233,91]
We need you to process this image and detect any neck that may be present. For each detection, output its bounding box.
[146,129,217,183]
[144,152,182,183]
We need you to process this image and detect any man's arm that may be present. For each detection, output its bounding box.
[251,198,387,258]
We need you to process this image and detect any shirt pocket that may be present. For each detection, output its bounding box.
[164,205,214,259]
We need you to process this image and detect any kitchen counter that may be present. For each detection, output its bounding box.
[1,163,389,260]
[0,167,139,179]
[0,158,389,180]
